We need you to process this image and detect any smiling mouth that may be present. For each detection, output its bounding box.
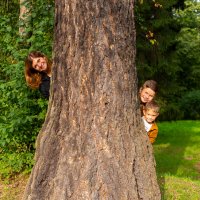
[40,64,45,69]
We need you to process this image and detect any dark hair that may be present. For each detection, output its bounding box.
[140,80,158,93]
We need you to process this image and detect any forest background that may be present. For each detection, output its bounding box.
[0,0,199,178]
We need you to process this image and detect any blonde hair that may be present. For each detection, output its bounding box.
[24,51,52,89]
[144,101,160,113]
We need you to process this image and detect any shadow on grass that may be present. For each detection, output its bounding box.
[153,120,200,199]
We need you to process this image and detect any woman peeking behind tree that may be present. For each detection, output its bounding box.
[24,51,52,99]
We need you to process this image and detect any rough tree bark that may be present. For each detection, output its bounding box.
[23,0,161,199]
[19,0,31,38]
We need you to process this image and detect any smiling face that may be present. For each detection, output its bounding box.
[143,109,159,124]
[31,57,47,72]
[140,87,155,103]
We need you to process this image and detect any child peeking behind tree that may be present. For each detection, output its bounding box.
[142,100,160,144]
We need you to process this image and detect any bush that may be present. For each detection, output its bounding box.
[0,152,34,179]
[0,0,53,176]
[158,102,184,121]
[180,90,200,120]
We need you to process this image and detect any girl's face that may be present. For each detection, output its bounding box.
[140,88,155,103]
[31,57,47,72]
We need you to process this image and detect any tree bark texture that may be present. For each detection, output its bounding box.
[24,0,161,199]
[19,0,31,37]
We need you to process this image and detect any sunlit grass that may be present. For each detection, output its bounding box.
[163,175,200,200]
[0,121,199,199]
[154,121,200,199]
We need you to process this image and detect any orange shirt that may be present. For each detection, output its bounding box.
[147,122,158,144]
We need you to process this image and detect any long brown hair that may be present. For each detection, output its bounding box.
[24,51,52,89]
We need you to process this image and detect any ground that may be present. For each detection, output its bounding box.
[0,174,28,200]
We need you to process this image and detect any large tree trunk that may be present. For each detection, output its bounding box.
[23,0,161,199]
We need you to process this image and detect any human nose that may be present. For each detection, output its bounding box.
[37,62,43,68]
[148,116,153,121]
[145,94,150,99]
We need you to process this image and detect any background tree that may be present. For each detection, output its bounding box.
[135,0,200,120]
[135,0,186,120]
[19,0,31,40]
[23,0,161,199]
[175,0,200,119]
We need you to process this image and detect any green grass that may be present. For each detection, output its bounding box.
[154,120,200,200]
[0,120,200,199]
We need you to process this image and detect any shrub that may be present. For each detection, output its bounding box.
[180,90,200,120]
[0,0,54,176]
[158,102,184,121]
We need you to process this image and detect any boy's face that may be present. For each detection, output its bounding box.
[143,109,159,123]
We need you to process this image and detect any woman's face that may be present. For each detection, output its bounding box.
[31,57,47,72]
[140,87,155,103]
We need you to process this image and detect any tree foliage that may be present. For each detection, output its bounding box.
[135,0,200,120]
[176,0,200,90]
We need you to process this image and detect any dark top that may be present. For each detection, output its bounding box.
[39,73,50,99]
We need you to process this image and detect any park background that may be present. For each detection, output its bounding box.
[0,0,199,199]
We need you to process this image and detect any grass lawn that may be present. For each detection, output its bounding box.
[154,120,200,200]
[0,120,199,199]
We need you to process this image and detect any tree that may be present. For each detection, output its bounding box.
[19,0,31,39]
[23,1,161,199]
[176,0,200,90]
[135,0,185,86]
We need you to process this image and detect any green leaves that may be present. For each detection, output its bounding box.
[135,0,200,121]
[0,0,53,176]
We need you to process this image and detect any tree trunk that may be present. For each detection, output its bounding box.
[23,0,161,199]
[19,0,31,39]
